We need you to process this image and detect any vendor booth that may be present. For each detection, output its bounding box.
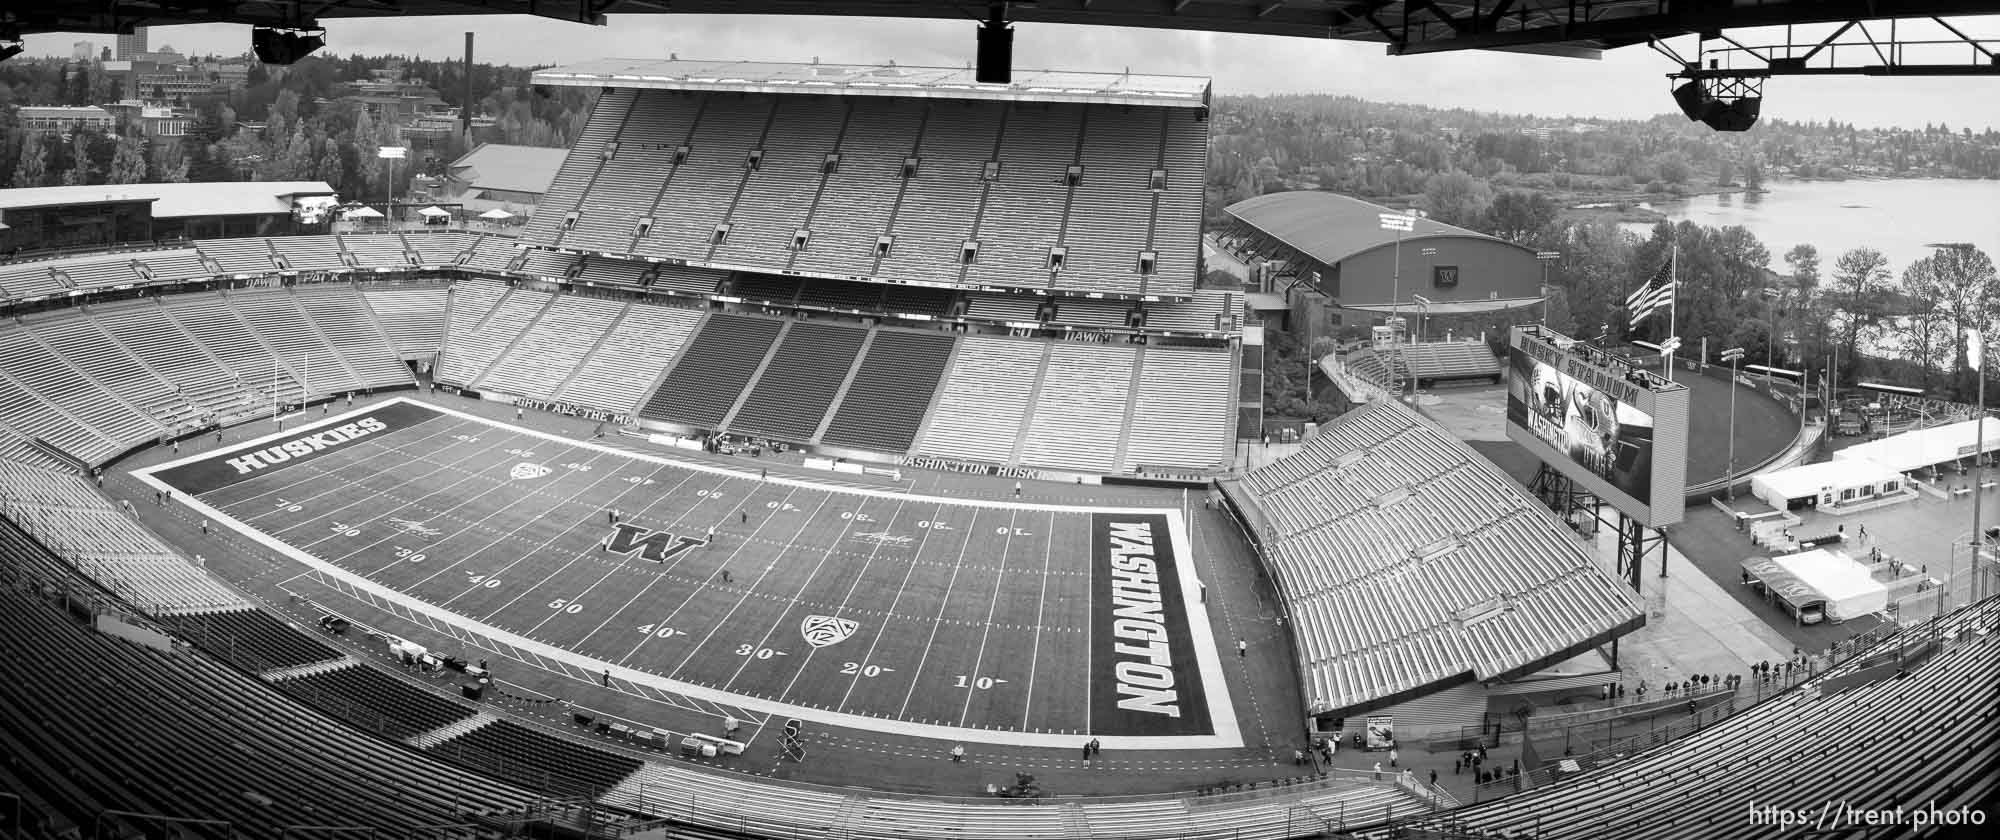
[1749,459,1909,511]
[1742,549,1889,624]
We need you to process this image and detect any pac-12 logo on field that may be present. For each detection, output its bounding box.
[800,615,859,648]
[510,463,551,480]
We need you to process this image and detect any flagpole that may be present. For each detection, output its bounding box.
[1973,333,1987,604]
[1665,242,1678,383]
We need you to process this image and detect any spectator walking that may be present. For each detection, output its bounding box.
[1082,742,1091,760]
[721,569,732,584]
[1429,769,1438,786]
[1013,481,1022,499]
[200,519,208,536]
[601,670,610,687]
[1372,762,1382,781]
[1237,639,1247,657]
[740,510,748,524]
[1089,738,1101,756]
[951,744,964,762]
[1389,747,1399,767]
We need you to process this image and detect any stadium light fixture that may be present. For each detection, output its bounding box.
[1380,208,1426,398]
[1536,250,1562,326]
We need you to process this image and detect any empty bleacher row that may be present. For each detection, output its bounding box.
[0,233,478,304]
[1399,341,1503,384]
[1374,598,2000,840]
[521,91,1204,297]
[0,283,415,466]
[913,335,1235,472]
[1239,401,1642,715]
[0,458,244,613]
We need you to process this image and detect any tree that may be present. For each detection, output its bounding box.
[60,134,91,185]
[1416,171,1492,229]
[109,134,150,184]
[1483,189,1558,244]
[1825,247,1894,384]
[11,133,48,188]
[1904,244,2000,399]
[1716,159,1737,187]
[1894,258,1956,391]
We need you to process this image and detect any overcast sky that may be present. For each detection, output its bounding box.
[25,13,2000,130]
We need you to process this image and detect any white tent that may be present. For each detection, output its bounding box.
[418,205,451,218]
[1751,459,1907,510]
[478,208,514,220]
[344,206,385,219]
[1835,417,2000,473]
[1773,548,1888,622]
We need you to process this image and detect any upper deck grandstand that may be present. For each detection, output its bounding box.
[519,59,1209,300]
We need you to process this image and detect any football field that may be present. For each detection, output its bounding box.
[138,399,1238,748]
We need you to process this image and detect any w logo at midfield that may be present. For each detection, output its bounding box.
[800,615,859,648]
[510,463,551,480]
[603,523,707,564]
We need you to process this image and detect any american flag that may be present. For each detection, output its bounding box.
[1625,257,1676,328]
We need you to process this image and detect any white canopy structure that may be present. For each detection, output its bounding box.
[478,208,514,220]
[417,205,452,218]
[1834,417,2000,473]
[1750,459,1907,510]
[343,206,384,219]
[1773,548,1888,622]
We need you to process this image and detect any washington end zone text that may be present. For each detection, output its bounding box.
[1088,513,1213,737]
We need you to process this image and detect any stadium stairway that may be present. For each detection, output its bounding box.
[468,291,559,389]
[712,319,792,431]
[551,301,634,399]
[1108,345,1147,471]
[1004,344,1056,466]
[806,328,876,444]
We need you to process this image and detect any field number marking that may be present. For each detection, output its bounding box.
[841,662,894,677]
[955,675,1007,690]
[736,645,788,659]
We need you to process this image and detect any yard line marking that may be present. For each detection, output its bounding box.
[400,446,629,595]
[715,495,870,691]
[438,452,688,612]
[895,507,985,719]
[613,486,803,667]
[955,508,1017,726]
[833,500,947,712]
[1020,509,1058,729]
[258,430,529,546]
[770,496,910,700]
[567,469,710,645]
[313,436,610,576]
[664,489,842,680]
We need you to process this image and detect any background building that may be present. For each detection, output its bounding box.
[0,181,337,252]
[1221,191,1544,340]
[18,106,116,134]
[440,143,568,220]
[115,26,147,60]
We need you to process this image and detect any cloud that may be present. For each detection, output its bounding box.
[22,13,2000,130]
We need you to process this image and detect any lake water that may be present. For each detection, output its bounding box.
[1615,177,2000,275]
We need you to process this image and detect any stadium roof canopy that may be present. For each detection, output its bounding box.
[18,1,1997,59]
[447,144,569,196]
[531,58,1211,108]
[1225,191,1517,267]
[0,182,336,218]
